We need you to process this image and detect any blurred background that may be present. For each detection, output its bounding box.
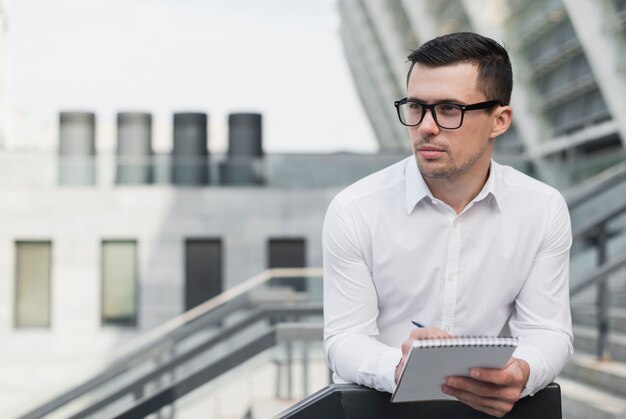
[1,0,626,418]
[1,0,377,154]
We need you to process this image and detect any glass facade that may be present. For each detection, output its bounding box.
[548,89,610,135]
[526,19,578,68]
[537,54,593,99]
[338,0,626,187]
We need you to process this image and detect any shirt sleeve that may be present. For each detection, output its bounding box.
[322,197,402,394]
[509,193,574,397]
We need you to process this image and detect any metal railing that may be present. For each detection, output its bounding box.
[570,199,626,359]
[277,383,562,419]
[563,159,626,209]
[566,163,626,359]
[115,323,322,419]
[19,268,324,419]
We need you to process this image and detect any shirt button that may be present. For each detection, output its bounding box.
[444,325,452,333]
[452,220,459,227]
[447,273,457,281]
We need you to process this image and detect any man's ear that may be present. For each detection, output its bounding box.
[490,106,513,139]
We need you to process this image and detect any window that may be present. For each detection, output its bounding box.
[15,241,52,328]
[526,20,578,67]
[549,88,609,135]
[102,241,138,327]
[185,239,222,311]
[538,54,592,98]
[268,238,306,291]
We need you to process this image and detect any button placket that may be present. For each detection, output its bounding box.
[441,218,461,333]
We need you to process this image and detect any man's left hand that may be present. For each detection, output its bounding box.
[441,357,530,418]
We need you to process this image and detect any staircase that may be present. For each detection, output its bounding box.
[560,309,626,418]
[14,268,326,419]
[559,161,626,419]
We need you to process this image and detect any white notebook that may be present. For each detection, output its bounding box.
[391,336,518,403]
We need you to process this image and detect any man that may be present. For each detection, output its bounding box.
[322,32,573,417]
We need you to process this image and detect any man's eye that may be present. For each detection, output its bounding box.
[438,104,460,114]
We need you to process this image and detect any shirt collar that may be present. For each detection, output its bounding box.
[474,161,501,212]
[404,157,501,215]
[404,156,432,214]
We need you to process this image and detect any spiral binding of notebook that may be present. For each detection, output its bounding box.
[412,336,518,349]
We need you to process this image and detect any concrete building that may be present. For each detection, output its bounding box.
[0,110,407,416]
[337,0,626,188]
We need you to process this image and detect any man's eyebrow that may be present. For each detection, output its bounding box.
[406,97,465,104]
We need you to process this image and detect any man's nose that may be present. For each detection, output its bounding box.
[417,109,440,136]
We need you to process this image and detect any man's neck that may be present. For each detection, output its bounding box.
[424,165,491,215]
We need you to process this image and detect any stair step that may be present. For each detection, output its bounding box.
[572,307,626,333]
[573,325,626,363]
[562,352,626,397]
[558,377,626,419]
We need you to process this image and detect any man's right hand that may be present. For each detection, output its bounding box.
[395,327,454,383]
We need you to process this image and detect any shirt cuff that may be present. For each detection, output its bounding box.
[378,347,403,394]
[513,345,545,397]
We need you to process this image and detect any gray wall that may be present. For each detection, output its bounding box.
[0,186,337,334]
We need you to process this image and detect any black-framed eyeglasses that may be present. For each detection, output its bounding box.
[394,98,501,129]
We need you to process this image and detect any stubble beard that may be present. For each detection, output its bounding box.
[414,136,488,180]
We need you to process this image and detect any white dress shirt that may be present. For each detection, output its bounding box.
[322,156,573,397]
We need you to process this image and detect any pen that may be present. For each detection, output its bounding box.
[411,321,425,328]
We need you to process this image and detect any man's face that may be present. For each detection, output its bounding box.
[406,63,500,180]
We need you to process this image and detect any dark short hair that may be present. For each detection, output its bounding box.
[407,32,512,105]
